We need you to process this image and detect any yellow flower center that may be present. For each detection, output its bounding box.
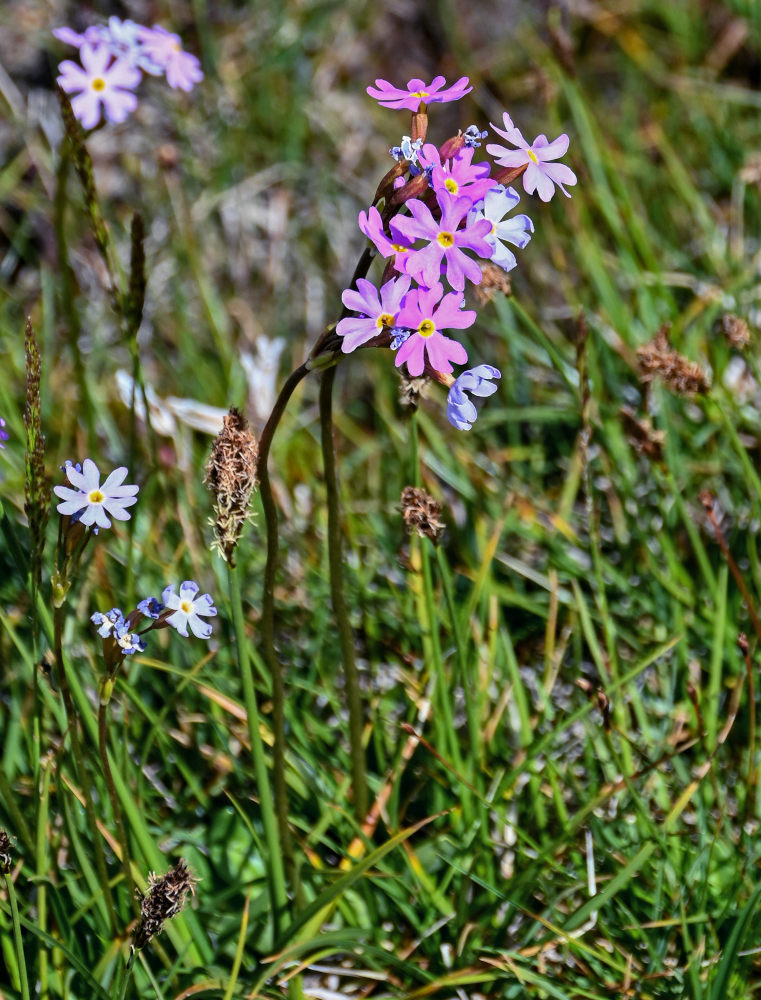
[376,313,395,330]
[180,599,193,613]
[88,489,104,504]
[418,319,435,338]
[412,90,429,99]
[437,231,455,248]
[444,178,459,194]
[392,243,409,254]
[172,41,182,52]
[91,77,106,92]
[527,148,539,164]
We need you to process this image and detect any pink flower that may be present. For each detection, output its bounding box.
[358,206,414,274]
[418,143,494,204]
[136,25,203,91]
[57,43,141,129]
[395,283,474,376]
[367,76,472,113]
[391,190,492,291]
[337,275,411,353]
[486,113,577,202]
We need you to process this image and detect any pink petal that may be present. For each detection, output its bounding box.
[535,133,569,161]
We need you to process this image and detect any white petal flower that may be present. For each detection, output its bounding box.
[467,185,534,272]
[53,458,138,528]
[162,581,217,639]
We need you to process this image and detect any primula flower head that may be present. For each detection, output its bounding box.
[162,581,217,639]
[487,113,577,202]
[137,25,203,91]
[54,458,138,529]
[447,365,501,430]
[138,596,165,619]
[337,275,411,354]
[418,144,494,204]
[367,76,472,112]
[391,190,492,291]
[395,283,474,377]
[57,42,141,129]
[468,185,534,272]
[358,206,414,273]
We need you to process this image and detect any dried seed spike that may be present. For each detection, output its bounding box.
[205,407,259,565]
[619,406,665,462]
[719,313,751,349]
[637,324,710,395]
[133,858,197,950]
[126,213,146,339]
[400,486,445,545]
[24,317,50,590]
[473,263,512,306]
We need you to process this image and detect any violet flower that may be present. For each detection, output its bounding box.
[137,25,203,91]
[418,143,495,204]
[57,42,141,128]
[337,275,411,353]
[0,418,8,448]
[486,113,577,202]
[358,206,414,274]
[394,283,475,376]
[446,365,501,430]
[367,76,472,112]
[391,190,492,291]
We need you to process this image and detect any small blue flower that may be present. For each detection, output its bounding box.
[138,596,165,619]
[446,365,501,431]
[390,327,413,350]
[91,607,126,638]
[463,125,488,148]
[162,581,217,639]
[116,628,145,655]
[389,135,423,166]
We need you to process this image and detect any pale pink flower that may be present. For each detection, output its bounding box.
[136,25,203,91]
[486,113,577,202]
[57,43,141,129]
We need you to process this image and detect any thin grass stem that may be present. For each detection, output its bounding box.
[5,872,31,1000]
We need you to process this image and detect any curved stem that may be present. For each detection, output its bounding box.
[319,367,368,820]
[257,362,310,883]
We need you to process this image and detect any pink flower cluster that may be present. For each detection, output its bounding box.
[55,17,202,129]
[337,75,578,430]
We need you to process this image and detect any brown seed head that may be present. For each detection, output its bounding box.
[473,264,512,306]
[0,830,12,874]
[637,324,710,395]
[619,406,665,462]
[719,314,751,349]
[204,407,259,566]
[398,374,429,410]
[400,486,445,545]
[24,318,50,589]
[133,859,197,950]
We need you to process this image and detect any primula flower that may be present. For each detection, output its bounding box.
[463,125,488,148]
[57,42,141,129]
[162,581,217,639]
[337,275,411,353]
[446,365,501,430]
[91,608,125,638]
[91,608,145,656]
[418,143,494,204]
[487,113,577,202]
[390,136,423,168]
[392,190,492,291]
[358,206,414,273]
[395,283,474,376]
[0,417,8,448]
[468,185,534,272]
[138,596,165,619]
[54,458,139,528]
[367,76,472,112]
[137,25,203,91]
[55,19,164,74]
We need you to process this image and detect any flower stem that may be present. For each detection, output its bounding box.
[5,871,31,1000]
[53,604,118,934]
[229,563,289,934]
[318,366,368,820]
[97,696,139,914]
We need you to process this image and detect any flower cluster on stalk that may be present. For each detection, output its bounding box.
[54,16,202,128]
[338,75,578,430]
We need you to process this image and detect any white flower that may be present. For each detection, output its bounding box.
[54,458,138,528]
[162,581,217,639]
[468,185,534,272]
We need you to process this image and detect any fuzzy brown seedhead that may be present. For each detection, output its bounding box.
[0,830,12,874]
[619,406,665,462]
[473,264,512,306]
[205,407,259,565]
[400,486,445,545]
[133,859,197,951]
[398,374,429,410]
[24,318,50,590]
[637,325,710,395]
[719,314,751,350]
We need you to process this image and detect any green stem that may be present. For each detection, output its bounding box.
[97,697,138,915]
[228,563,289,935]
[318,367,368,820]
[5,872,31,1000]
[53,605,118,934]
[34,762,51,1000]
[257,363,310,885]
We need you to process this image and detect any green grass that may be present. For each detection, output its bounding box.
[3,0,761,997]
